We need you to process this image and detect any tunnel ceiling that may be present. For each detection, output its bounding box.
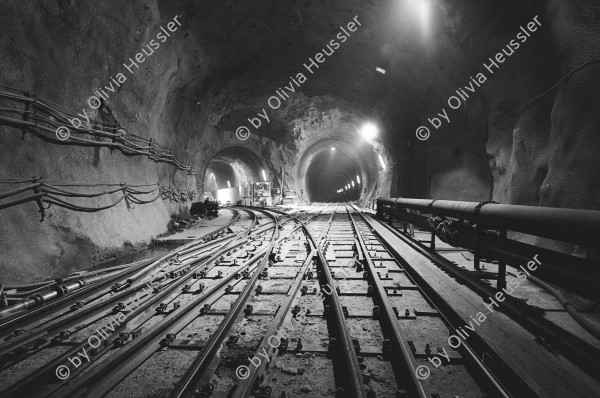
[182,0,428,146]
[2,0,600,284]
[166,0,567,205]
[178,0,545,144]
[2,0,597,208]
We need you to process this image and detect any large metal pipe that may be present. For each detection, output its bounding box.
[378,197,600,249]
[376,201,600,299]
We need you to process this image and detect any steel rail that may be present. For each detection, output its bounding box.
[228,212,331,397]
[46,247,273,398]
[377,197,600,249]
[171,207,355,398]
[0,233,232,340]
[1,210,268,398]
[351,207,514,397]
[47,210,281,398]
[366,215,600,385]
[0,235,234,363]
[230,249,317,398]
[0,209,242,330]
[0,234,241,374]
[167,208,319,397]
[349,204,512,396]
[346,206,428,398]
[308,205,368,398]
[0,211,248,368]
[169,215,289,398]
[0,258,152,324]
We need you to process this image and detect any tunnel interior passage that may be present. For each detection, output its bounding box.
[305,147,363,202]
[203,146,264,202]
[204,159,237,192]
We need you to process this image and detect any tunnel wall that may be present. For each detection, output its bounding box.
[437,0,600,214]
[1,0,599,283]
[0,1,197,283]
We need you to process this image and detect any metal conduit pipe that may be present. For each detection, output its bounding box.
[0,269,126,318]
[377,197,600,249]
[378,205,600,299]
[62,261,151,279]
[3,281,56,291]
[4,284,61,298]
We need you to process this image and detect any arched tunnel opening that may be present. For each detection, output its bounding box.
[305,147,363,202]
[295,138,378,204]
[203,146,264,204]
[203,159,236,194]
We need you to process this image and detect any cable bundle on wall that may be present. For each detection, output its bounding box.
[0,84,195,174]
[0,178,195,221]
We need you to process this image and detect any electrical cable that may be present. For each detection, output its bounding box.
[0,178,194,217]
[525,273,600,342]
[0,86,195,173]
[433,57,600,145]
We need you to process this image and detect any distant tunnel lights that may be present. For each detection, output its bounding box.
[351,181,355,188]
[331,147,336,151]
[356,175,361,184]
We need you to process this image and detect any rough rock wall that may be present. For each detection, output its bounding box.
[440,0,600,214]
[441,0,557,206]
[2,0,599,283]
[0,1,196,283]
[541,0,600,257]
[433,0,600,258]
[542,0,600,212]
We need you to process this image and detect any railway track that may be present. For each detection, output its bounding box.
[1,204,599,397]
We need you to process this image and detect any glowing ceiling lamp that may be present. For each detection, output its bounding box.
[331,147,336,151]
[262,169,267,181]
[227,180,231,188]
[351,181,355,188]
[356,175,361,184]
[359,122,378,144]
[418,0,430,30]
